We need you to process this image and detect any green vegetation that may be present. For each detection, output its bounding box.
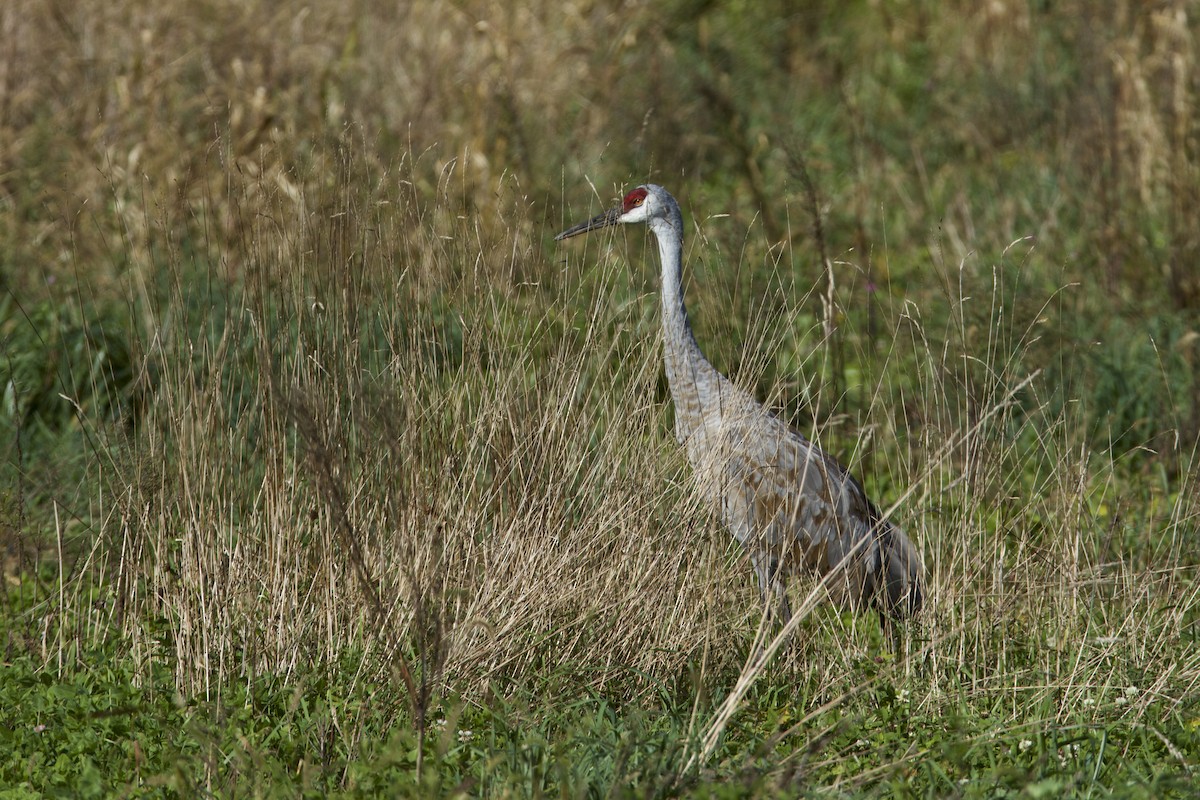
[2,1,1198,796]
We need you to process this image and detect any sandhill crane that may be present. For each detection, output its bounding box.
[556,184,922,623]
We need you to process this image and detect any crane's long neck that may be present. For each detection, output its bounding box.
[650,214,724,446]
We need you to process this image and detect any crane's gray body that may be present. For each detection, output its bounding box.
[559,183,922,621]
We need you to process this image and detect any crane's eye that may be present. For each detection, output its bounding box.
[623,188,649,212]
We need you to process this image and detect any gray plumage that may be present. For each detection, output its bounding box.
[556,184,922,622]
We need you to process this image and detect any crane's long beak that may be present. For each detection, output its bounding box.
[554,205,621,241]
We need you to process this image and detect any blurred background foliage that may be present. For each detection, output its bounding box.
[1,0,1197,297]
[3,1,1197,486]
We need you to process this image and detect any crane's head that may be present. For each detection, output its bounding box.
[555,184,677,241]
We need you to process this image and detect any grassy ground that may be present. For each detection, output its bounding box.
[2,0,1199,796]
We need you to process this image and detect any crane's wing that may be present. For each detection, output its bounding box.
[689,388,922,617]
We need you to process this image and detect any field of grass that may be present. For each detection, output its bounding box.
[2,1,1199,796]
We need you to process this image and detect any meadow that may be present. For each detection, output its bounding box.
[1,1,1198,796]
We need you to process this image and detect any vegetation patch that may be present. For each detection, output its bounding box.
[2,1,1199,796]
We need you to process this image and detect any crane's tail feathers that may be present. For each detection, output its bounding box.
[876,525,923,619]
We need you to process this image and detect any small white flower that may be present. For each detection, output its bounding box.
[1082,697,1096,708]
[1114,696,1127,706]
[457,729,473,743]
[1019,739,1034,752]
[1124,686,1139,697]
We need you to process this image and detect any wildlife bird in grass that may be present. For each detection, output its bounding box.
[556,184,922,625]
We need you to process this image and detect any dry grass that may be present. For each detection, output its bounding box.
[85,160,732,699]
[50,150,1197,769]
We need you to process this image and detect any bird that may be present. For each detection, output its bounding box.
[555,184,922,624]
